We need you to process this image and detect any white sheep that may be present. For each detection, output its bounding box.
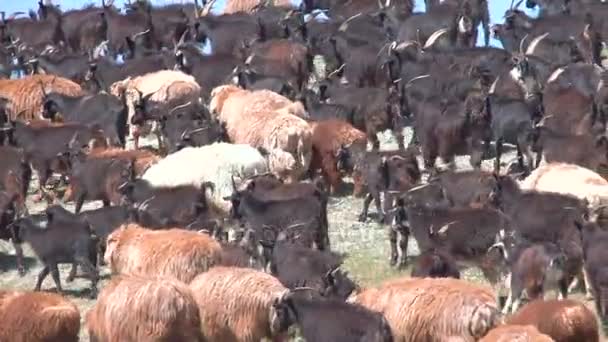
[141,142,269,213]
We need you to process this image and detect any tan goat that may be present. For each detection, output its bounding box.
[350,277,500,342]
[210,85,313,182]
[189,266,291,342]
[0,290,80,342]
[105,223,223,283]
[0,75,83,121]
[506,299,599,342]
[86,275,204,342]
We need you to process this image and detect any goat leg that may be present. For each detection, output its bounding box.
[358,193,373,222]
[13,241,25,276]
[494,138,503,174]
[50,264,63,294]
[35,265,51,291]
[398,229,409,269]
[372,190,384,223]
[76,256,99,298]
[388,227,398,266]
[66,262,78,282]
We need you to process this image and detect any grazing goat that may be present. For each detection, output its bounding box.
[0,290,80,342]
[350,277,500,342]
[189,266,292,342]
[86,275,204,342]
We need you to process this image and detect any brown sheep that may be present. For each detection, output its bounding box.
[210,85,313,182]
[223,0,292,14]
[350,277,500,342]
[105,223,223,283]
[480,325,555,342]
[86,275,204,342]
[0,75,84,121]
[309,119,367,194]
[0,290,80,342]
[506,299,600,342]
[189,266,291,342]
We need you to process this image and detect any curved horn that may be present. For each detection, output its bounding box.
[136,195,156,212]
[231,175,237,191]
[201,0,217,16]
[525,32,549,55]
[168,101,192,115]
[514,0,524,8]
[338,13,362,32]
[326,64,345,79]
[519,33,529,55]
[8,12,26,20]
[132,29,150,40]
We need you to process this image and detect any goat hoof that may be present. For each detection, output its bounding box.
[358,214,367,222]
[17,268,26,277]
[89,289,98,299]
[377,215,385,224]
[66,276,74,283]
[389,257,397,267]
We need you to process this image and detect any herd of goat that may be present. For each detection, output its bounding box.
[1,0,608,340]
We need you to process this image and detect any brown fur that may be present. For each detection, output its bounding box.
[506,299,600,342]
[86,275,203,342]
[105,223,223,283]
[350,277,500,342]
[480,325,555,341]
[0,75,83,121]
[189,266,289,342]
[310,119,367,194]
[210,85,313,181]
[0,290,80,342]
[223,0,292,14]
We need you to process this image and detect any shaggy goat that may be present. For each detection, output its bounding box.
[210,85,313,182]
[0,74,84,121]
[0,290,80,342]
[506,299,600,342]
[142,142,269,213]
[86,275,204,342]
[105,223,223,283]
[189,266,292,342]
[350,277,500,342]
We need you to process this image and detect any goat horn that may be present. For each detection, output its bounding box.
[326,64,345,79]
[385,0,391,7]
[593,205,608,212]
[338,13,362,32]
[231,175,237,191]
[405,74,431,87]
[534,114,553,128]
[188,126,211,134]
[519,33,529,55]
[437,221,457,235]
[132,29,151,39]
[488,241,505,252]
[8,12,25,20]
[407,183,432,192]
[169,101,192,115]
[194,0,201,18]
[514,0,523,8]
[201,0,217,16]
[137,196,156,212]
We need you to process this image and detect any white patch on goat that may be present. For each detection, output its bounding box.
[547,67,565,83]
[526,32,549,56]
[488,77,499,94]
[232,75,239,85]
[458,17,468,34]
[509,67,523,83]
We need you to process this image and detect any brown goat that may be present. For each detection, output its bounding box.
[309,119,367,194]
[506,299,600,342]
[189,266,291,342]
[0,290,80,342]
[105,223,223,283]
[480,325,555,342]
[350,277,500,342]
[0,75,83,121]
[86,275,204,342]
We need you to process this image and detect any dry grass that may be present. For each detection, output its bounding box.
[0,128,606,341]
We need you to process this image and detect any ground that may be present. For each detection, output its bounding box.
[0,127,606,341]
